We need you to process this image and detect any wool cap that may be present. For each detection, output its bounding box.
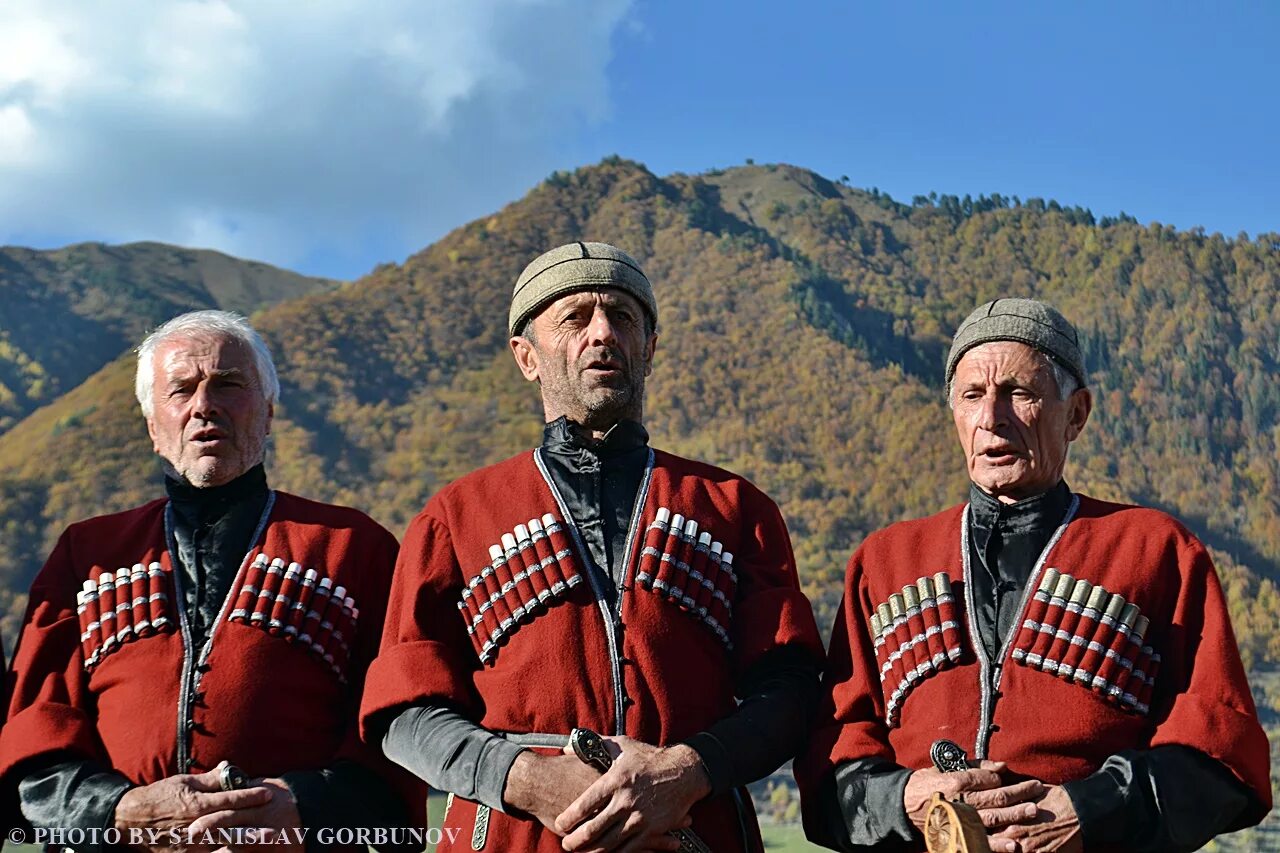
[509,241,656,337]
[946,298,1086,387]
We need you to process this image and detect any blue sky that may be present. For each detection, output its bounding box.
[0,2,1275,280]
[580,3,1278,236]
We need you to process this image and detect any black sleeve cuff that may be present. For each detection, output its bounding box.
[682,732,732,799]
[805,758,914,852]
[281,762,415,853]
[834,760,916,850]
[680,644,822,796]
[280,769,337,853]
[16,759,133,853]
[1062,763,1128,847]
[1062,746,1259,852]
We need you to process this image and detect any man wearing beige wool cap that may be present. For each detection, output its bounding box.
[798,298,1270,852]
[362,241,825,852]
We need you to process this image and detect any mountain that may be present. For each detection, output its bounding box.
[0,158,1277,845]
[0,241,337,432]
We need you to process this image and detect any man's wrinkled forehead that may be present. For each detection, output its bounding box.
[155,334,256,378]
[536,286,646,319]
[953,341,1056,386]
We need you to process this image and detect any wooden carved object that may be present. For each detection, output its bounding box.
[924,792,992,853]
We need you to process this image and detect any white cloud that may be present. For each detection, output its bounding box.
[0,0,633,274]
[0,104,38,166]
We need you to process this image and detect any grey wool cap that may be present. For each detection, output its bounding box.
[946,297,1086,387]
[509,241,657,337]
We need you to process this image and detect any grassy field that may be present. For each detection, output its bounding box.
[761,822,823,851]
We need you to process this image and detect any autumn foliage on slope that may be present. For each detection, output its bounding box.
[1,158,1278,679]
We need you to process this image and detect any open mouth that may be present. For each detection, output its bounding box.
[980,447,1021,463]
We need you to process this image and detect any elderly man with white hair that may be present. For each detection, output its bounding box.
[1,310,420,851]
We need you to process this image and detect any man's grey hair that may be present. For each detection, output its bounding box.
[947,349,1081,408]
[1045,355,1080,401]
[135,310,280,418]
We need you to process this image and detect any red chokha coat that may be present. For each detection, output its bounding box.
[798,494,1270,850]
[361,448,823,853]
[0,491,418,822]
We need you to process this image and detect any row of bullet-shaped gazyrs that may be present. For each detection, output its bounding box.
[635,507,737,651]
[77,562,175,670]
[458,514,585,666]
[869,573,965,726]
[1011,568,1159,715]
[227,554,359,681]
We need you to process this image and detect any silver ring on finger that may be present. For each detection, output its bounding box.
[220,764,249,792]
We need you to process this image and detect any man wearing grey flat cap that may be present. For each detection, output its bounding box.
[798,298,1270,852]
[362,241,825,852]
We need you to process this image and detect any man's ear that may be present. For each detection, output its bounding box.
[642,331,658,377]
[510,336,541,382]
[265,402,274,436]
[146,416,160,454]
[1065,387,1093,442]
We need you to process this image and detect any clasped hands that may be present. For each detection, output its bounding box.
[903,761,1083,853]
[503,735,711,852]
[113,761,303,853]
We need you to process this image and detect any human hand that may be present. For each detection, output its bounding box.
[113,762,274,853]
[186,777,303,852]
[502,751,602,834]
[988,784,1083,853]
[555,736,709,852]
[904,760,1046,847]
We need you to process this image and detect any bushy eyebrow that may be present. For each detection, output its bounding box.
[956,373,1047,393]
[164,366,248,386]
[555,292,640,312]
[552,295,594,316]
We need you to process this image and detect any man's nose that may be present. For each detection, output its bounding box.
[586,307,620,346]
[190,382,219,419]
[975,393,1006,432]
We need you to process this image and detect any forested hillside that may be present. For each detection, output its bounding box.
[0,159,1276,845]
[0,241,335,432]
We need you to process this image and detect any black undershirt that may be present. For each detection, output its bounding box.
[539,417,649,605]
[966,480,1071,662]
[166,464,270,645]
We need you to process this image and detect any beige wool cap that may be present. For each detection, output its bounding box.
[946,298,1086,387]
[509,241,656,337]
